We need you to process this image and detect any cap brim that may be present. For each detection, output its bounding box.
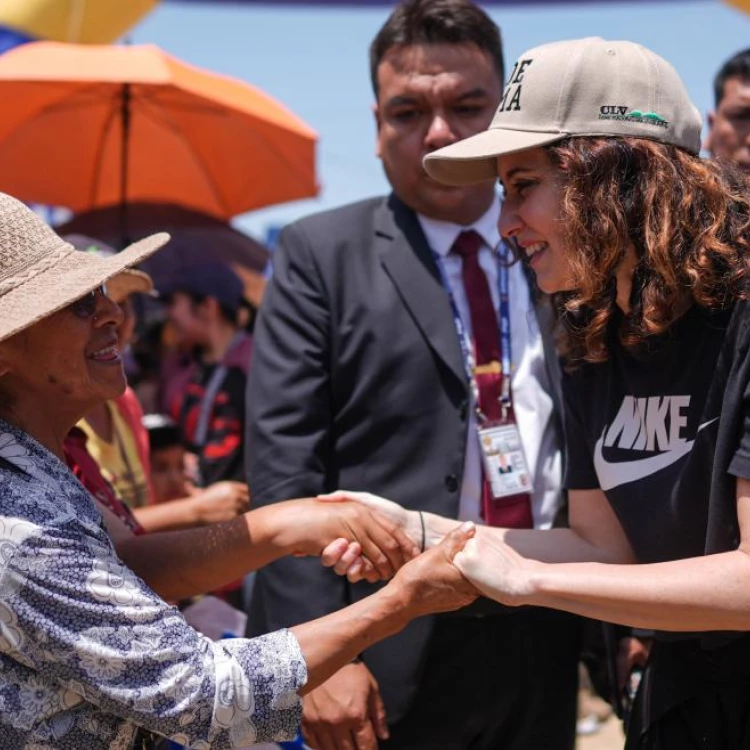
[0,232,169,342]
[108,268,154,302]
[424,128,568,186]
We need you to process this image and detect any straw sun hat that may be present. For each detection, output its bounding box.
[63,233,155,303]
[0,193,169,343]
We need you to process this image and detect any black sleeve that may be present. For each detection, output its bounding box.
[245,221,349,629]
[562,368,600,491]
[728,417,750,480]
[727,314,750,481]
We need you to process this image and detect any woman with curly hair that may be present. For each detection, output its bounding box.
[328,37,750,749]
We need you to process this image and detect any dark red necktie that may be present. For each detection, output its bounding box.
[452,230,533,528]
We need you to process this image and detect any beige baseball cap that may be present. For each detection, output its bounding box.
[423,37,703,186]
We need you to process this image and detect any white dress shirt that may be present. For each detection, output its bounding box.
[418,201,562,528]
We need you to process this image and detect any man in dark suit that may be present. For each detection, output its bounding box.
[245,2,581,749]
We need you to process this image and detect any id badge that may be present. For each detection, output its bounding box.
[478,421,532,499]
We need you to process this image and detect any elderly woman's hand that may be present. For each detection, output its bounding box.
[387,522,479,617]
[273,498,420,582]
[317,490,424,584]
[318,489,421,541]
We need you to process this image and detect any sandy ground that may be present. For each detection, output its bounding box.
[578,715,626,750]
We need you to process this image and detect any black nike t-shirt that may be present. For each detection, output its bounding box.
[563,304,735,564]
[564,298,750,739]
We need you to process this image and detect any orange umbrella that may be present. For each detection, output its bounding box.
[0,41,318,219]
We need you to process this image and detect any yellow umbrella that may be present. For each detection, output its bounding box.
[0,0,157,44]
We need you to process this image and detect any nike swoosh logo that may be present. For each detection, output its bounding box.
[593,417,719,491]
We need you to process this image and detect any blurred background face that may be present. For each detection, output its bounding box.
[150,444,191,502]
[374,42,502,225]
[707,76,750,169]
[0,289,126,418]
[165,291,208,348]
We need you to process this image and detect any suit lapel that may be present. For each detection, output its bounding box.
[375,195,467,386]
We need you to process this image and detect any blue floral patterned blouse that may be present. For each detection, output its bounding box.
[0,419,306,748]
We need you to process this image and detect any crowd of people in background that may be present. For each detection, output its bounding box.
[4,0,750,748]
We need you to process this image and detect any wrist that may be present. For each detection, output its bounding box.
[251,503,300,556]
[515,559,548,606]
[184,494,204,525]
[421,512,458,549]
[374,579,416,635]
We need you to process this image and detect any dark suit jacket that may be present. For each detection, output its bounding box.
[245,194,564,721]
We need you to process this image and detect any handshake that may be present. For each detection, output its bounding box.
[274,490,526,619]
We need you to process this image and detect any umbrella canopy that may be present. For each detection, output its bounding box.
[57,202,269,307]
[0,41,318,219]
[170,0,687,4]
[0,0,158,46]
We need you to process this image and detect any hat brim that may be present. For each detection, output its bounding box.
[0,232,169,342]
[424,128,568,186]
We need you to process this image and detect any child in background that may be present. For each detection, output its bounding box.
[142,413,193,503]
[142,411,249,527]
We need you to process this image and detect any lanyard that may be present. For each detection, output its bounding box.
[432,242,513,423]
[193,331,244,448]
[497,244,513,408]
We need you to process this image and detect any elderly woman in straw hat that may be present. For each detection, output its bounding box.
[0,194,477,749]
[327,38,750,748]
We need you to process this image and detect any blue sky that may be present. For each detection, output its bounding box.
[130,0,750,242]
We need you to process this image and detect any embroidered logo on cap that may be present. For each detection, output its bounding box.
[598,106,669,128]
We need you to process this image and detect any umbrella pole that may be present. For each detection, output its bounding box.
[119,82,131,248]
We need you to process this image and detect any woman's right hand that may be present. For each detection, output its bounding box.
[388,522,479,617]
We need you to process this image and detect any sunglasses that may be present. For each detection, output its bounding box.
[67,284,109,320]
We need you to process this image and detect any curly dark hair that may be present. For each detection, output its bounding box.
[529,137,750,365]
